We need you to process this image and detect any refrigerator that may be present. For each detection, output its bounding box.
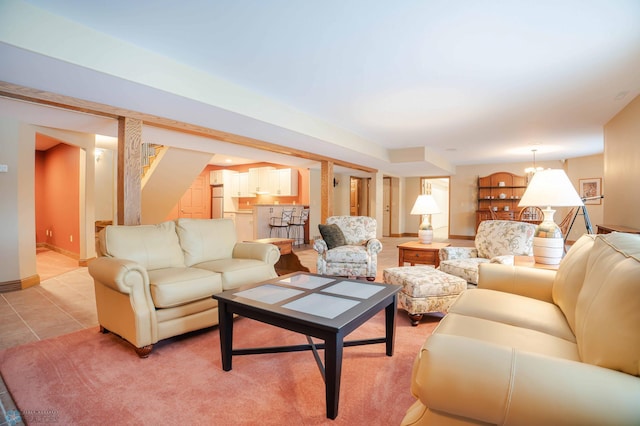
[211,185,224,219]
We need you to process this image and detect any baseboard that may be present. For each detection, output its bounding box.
[448,235,475,240]
[398,232,474,241]
[37,243,80,260]
[0,274,40,293]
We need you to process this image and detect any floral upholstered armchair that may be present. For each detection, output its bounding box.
[313,216,382,281]
[439,220,536,285]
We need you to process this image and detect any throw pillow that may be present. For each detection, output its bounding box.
[318,224,347,250]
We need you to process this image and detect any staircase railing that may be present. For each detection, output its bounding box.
[141,143,163,177]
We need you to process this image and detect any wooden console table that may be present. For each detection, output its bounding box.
[596,224,640,235]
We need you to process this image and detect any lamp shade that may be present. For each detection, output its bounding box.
[411,195,440,244]
[517,169,583,265]
[411,194,441,215]
[518,169,584,208]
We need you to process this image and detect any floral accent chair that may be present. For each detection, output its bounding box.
[439,220,536,285]
[313,216,382,281]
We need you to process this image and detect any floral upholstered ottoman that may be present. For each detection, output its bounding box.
[383,266,467,326]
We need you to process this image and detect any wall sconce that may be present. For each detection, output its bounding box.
[94,148,104,162]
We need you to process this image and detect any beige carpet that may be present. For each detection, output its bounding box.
[0,310,440,425]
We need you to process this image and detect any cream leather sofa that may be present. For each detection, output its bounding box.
[89,218,280,357]
[402,232,640,425]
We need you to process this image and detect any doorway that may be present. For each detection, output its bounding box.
[382,177,391,237]
[420,177,450,240]
[350,177,369,216]
[35,137,82,274]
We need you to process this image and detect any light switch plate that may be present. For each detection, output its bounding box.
[0,164,8,173]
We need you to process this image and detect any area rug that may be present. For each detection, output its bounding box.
[0,311,439,425]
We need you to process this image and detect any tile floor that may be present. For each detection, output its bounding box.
[0,230,471,424]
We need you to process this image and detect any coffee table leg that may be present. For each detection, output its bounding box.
[324,334,343,419]
[218,301,234,371]
[385,295,397,356]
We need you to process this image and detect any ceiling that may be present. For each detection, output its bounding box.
[2,0,640,176]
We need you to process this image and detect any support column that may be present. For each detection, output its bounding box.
[117,117,142,225]
[321,160,334,223]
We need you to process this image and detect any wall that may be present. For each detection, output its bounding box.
[564,154,604,241]
[0,118,37,291]
[35,142,81,256]
[94,148,115,221]
[604,94,640,228]
[450,159,565,237]
[34,151,46,243]
[1,116,97,291]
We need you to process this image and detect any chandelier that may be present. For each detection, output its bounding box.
[524,149,544,174]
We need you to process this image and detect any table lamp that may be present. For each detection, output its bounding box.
[411,194,440,244]
[518,169,584,264]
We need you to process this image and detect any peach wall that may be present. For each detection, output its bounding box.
[38,142,80,255]
[34,151,47,244]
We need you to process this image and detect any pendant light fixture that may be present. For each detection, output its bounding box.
[524,149,544,175]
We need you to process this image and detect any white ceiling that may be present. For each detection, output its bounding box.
[3,0,640,176]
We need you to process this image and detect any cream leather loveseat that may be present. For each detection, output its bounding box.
[89,218,280,357]
[402,232,640,425]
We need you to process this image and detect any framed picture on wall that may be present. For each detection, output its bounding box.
[579,178,602,204]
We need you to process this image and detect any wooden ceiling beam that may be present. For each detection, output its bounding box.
[0,81,377,173]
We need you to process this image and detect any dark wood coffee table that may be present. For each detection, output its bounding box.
[213,272,401,419]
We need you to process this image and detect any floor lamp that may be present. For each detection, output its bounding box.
[411,194,440,244]
[518,169,584,264]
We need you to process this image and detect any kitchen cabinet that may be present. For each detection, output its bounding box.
[248,167,275,194]
[230,172,255,198]
[209,170,224,185]
[270,168,298,196]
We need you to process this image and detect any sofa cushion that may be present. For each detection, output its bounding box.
[575,233,640,376]
[435,312,581,361]
[194,259,277,290]
[176,218,237,266]
[325,245,369,263]
[449,289,576,342]
[552,234,596,333]
[101,221,185,271]
[148,267,222,309]
[439,258,490,285]
[318,223,347,249]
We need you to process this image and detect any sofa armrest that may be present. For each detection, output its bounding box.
[313,239,328,254]
[365,238,382,254]
[490,254,514,265]
[413,334,640,425]
[88,257,150,295]
[232,242,281,265]
[478,263,556,302]
[439,247,478,261]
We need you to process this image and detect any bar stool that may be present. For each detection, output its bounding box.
[289,208,309,246]
[269,209,293,238]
